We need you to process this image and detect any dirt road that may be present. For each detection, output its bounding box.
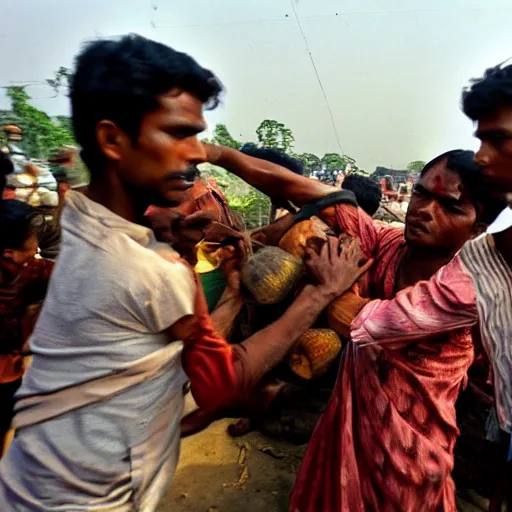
[157,419,305,512]
[157,418,491,512]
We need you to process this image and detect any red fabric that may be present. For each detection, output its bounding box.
[0,257,54,383]
[290,205,473,512]
[2,189,16,200]
[181,276,238,413]
[172,178,236,227]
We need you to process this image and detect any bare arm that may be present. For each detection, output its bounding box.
[249,212,295,246]
[205,144,336,206]
[209,287,244,338]
[169,237,371,411]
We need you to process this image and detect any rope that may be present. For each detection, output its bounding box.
[290,0,344,156]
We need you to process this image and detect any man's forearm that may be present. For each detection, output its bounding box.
[210,288,244,338]
[249,212,295,246]
[232,285,337,392]
[208,145,335,206]
[180,283,336,411]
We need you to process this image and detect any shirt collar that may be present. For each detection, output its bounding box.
[62,191,156,249]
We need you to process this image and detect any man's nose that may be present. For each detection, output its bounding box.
[417,200,435,221]
[185,137,207,165]
[475,145,490,167]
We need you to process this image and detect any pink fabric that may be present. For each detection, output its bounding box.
[352,255,478,345]
[291,205,476,512]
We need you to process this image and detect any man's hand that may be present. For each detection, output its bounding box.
[217,240,246,292]
[148,209,215,265]
[305,236,373,300]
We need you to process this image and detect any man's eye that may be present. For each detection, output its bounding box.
[445,203,464,214]
[489,135,508,147]
[168,128,197,140]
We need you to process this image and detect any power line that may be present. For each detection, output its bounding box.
[290,0,344,155]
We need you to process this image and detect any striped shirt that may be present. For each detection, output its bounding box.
[460,235,512,433]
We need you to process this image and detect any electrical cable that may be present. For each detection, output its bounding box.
[290,0,344,155]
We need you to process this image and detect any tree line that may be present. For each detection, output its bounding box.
[208,120,364,177]
[1,69,425,228]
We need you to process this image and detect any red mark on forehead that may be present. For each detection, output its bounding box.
[422,166,463,200]
[432,174,444,195]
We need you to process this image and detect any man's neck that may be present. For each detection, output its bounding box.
[399,245,456,289]
[86,175,144,225]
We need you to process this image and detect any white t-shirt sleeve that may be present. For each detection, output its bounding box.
[127,257,196,333]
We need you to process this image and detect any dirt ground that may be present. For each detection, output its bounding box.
[157,419,305,512]
[157,418,494,512]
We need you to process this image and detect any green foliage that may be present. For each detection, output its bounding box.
[200,164,270,228]
[256,120,295,153]
[211,124,241,149]
[54,115,73,134]
[407,160,426,172]
[295,152,321,177]
[228,189,271,228]
[6,86,75,158]
[321,152,348,172]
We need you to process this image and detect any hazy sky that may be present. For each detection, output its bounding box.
[2,0,512,171]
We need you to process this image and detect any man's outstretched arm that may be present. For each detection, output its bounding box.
[170,238,372,412]
[350,254,478,346]
[204,143,336,206]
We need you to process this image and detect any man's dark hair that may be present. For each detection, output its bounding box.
[0,151,14,195]
[70,34,223,170]
[240,144,304,175]
[462,63,512,121]
[420,149,505,225]
[342,173,382,217]
[0,199,37,253]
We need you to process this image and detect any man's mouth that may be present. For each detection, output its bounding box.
[407,220,429,234]
[167,167,200,186]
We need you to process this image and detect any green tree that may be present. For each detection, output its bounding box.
[296,152,321,177]
[321,152,347,172]
[54,115,73,134]
[407,160,426,172]
[256,119,295,153]
[6,86,75,158]
[211,124,241,150]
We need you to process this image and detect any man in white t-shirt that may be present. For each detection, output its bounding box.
[0,35,370,511]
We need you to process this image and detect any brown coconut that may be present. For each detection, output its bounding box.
[288,328,342,380]
[241,246,303,305]
[279,216,331,260]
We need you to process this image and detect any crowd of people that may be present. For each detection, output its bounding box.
[0,33,511,512]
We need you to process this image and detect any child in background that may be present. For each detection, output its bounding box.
[0,189,54,455]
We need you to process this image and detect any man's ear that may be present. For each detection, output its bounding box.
[95,120,127,163]
[3,248,14,260]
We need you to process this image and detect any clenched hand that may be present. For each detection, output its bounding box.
[304,236,373,299]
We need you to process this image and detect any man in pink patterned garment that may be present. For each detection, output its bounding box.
[202,143,503,511]
[289,151,505,512]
